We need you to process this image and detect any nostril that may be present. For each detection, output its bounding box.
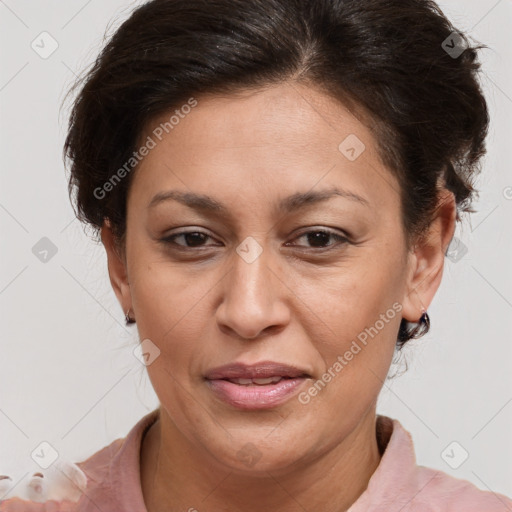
[32,473,44,478]
[0,475,12,481]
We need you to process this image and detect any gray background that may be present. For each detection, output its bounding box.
[1,0,511,501]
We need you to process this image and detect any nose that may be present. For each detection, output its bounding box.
[215,241,290,341]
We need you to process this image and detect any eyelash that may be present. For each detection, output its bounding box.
[160,229,350,251]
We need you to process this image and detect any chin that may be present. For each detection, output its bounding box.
[203,429,314,476]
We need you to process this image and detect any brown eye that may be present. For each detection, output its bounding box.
[161,230,220,249]
[287,229,350,249]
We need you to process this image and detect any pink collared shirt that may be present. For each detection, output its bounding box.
[1,409,511,511]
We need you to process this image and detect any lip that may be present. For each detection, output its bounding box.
[204,361,311,410]
[204,361,310,380]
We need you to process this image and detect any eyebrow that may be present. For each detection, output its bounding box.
[147,187,370,214]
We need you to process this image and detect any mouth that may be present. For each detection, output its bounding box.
[204,361,311,409]
[223,376,299,385]
[204,361,311,380]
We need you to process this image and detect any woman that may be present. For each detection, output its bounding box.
[1,0,511,510]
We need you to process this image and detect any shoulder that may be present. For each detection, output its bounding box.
[350,415,512,511]
[0,459,87,511]
[0,497,77,512]
[0,440,124,512]
[0,442,121,512]
[389,416,512,511]
[1,409,159,512]
[410,465,512,511]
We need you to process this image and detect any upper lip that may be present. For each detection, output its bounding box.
[204,361,311,380]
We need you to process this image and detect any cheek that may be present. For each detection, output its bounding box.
[130,246,208,323]
[296,273,401,422]
[128,253,221,373]
[297,247,405,330]
[129,264,210,419]
[295,248,405,383]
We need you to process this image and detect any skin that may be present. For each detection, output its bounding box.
[101,81,456,512]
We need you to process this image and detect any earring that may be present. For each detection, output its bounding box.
[125,308,136,325]
[406,308,430,339]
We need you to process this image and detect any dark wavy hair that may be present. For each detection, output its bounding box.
[63,0,489,348]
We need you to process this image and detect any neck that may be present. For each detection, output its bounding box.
[141,407,382,512]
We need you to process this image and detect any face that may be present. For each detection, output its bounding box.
[102,82,454,475]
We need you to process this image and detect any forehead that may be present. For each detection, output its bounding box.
[129,82,400,215]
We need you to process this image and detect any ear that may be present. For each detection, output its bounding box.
[401,189,457,322]
[100,219,132,316]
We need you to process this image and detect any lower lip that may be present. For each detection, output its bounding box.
[205,377,308,410]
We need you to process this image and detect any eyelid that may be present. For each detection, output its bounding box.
[161,229,220,248]
[286,228,350,248]
[162,227,350,250]
[291,226,349,239]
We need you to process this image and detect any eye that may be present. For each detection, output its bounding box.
[161,230,219,249]
[160,228,350,251]
[286,229,350,249]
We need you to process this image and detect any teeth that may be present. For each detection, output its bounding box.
[235,378,255,385]
[253,377,282,385]
[229,376,284,385]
